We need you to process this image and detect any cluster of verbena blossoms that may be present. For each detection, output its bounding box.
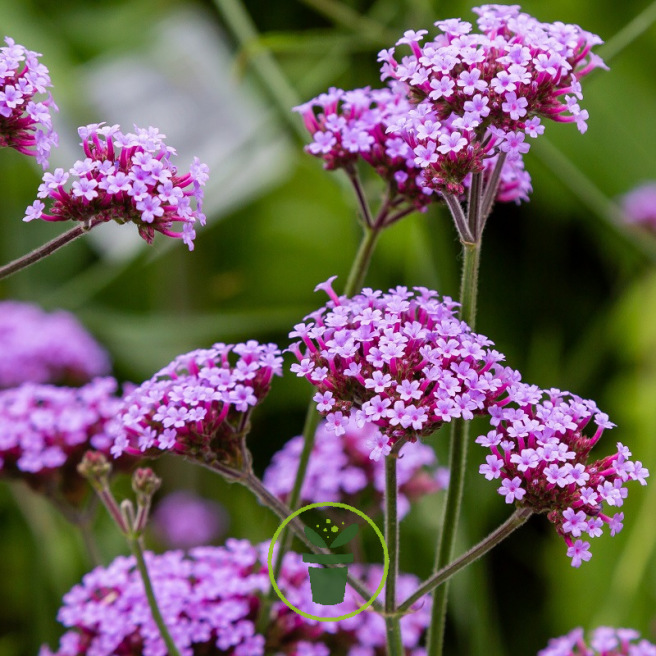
[620,181,656,233]
[0,300,110,388]
[24,123,209,250]
[289,277,517,455]
[150,490,228,549]
[538,626,656,655]
[40,539,430,656]
[111,342,283,470]
[476,386,649,566]
[264,411,448,517]
[0,377,123,503]
[0,36,58,169]
[295,4,605,204]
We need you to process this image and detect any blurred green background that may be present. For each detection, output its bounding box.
[1,0,656,654]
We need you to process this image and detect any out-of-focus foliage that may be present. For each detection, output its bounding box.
[1,0,656,654]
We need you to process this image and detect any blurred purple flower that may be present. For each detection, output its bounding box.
[0,36,58,169]
[264,411,448,518]
[40,539,430,656]
[151,490,228,549]
[0,301,110,388]
[620,182,656,232]
[539,626,656,655]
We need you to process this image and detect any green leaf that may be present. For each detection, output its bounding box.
[304,525,328,548]
[330,523,358,548]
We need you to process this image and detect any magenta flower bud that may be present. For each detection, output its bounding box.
[0,36,58,169]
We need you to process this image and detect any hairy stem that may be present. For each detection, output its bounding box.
[127,535,183,656]
[426,239,481,656]
[400,508,532,612]
[0,221,100,281]
[384,447,404,656]
[344,224,382,297]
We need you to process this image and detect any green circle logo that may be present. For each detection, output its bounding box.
[267,502,389,622]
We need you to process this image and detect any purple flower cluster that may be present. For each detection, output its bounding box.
[476,386,648,566]
[379,4,604,196]
[24,123,209,250]
[41,539,430,656]
[151,491,228,549]
[289,277,517,455]
[294,84,436,211]
[0,36,58,169]
[111,342,283,470]
[0,377,123,503]
[263,411,448,517]
[538,626,656,655]
[620,182,656,232]
[296,5,603,202]
[0,301,110,388]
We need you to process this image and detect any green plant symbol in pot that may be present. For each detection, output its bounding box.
[302,518,359,605]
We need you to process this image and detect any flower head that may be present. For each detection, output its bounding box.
[0,301,110,388]
[476,386,648,566]
[111,342,283,471]
[0,36,58,168]
[538,626,656,655]
[289,279,518,451]
[40,539,430,656]
[0,377,125,506]
[620,181,656,233]
[24,123,208,250]
[150,490,228,549]
[264,411,448,517]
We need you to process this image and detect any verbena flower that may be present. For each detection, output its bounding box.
[0,36,58,169]
[380,4,605,196]
[111,342,283,471]
[620,182,656,232]
[476,385,648,566]
[0,377,124,506]
[295,5,603,203]
[0,300,110,388]
[151,490,228,549]
[263,411,448,517]
[23,123,209,250]
[538,626,656,655]
[288,277,518,456]
[40,539,430,656]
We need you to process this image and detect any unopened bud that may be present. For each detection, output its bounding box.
[132,468,162,503]
[77,450,112,490]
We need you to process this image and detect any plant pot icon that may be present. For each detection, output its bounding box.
[302,522,358,605]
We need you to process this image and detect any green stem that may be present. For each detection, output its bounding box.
[399,508,532,612]
[344,224,382,297]
[0,221,100,281]
[426,240,481,656]
[384,448,404,656]
[127,535,183,656]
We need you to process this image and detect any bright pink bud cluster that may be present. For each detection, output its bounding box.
[0,36,58,169]
[24,123,209,250]
[0,378,123,504]
[264,411,448,517]
[0,300,110,388]
[539,626,656,655]
[111,342,283,470]
[476,385,648,566]
[289,277,518,456]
